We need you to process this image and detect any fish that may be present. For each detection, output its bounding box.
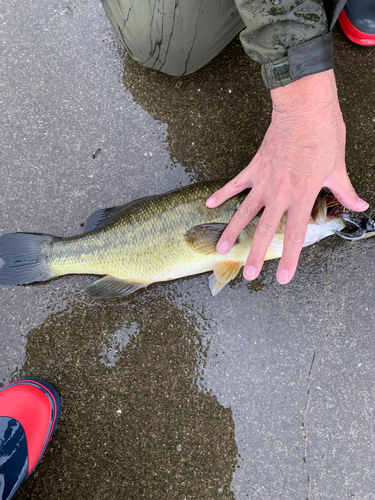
[0,180,346,299]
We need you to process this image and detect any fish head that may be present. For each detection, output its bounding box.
[304,190,347,247]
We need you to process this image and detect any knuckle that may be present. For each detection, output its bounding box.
[239,203,252,217]
[258,222,274,238]
[231,176,242,189]
[287,230,305,245]
[230,169,252,191]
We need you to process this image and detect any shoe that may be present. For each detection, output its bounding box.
[0,378,61,500]
[338,0,375,46]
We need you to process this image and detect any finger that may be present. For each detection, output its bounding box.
[216,189,263,254]
[206,167,255,208]
[243,204,286,281]
[326,170,369,212]
[276,207,311,285]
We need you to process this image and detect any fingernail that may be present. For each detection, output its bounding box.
[358,198,369,211]
[244,266,258,280]
[217,241,230,254]
[206,196,216,207]
[278,269,290,284]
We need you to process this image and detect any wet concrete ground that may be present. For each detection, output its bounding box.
[1,1,375,499]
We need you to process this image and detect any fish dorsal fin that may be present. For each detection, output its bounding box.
[85,275,148,299]
[84,196,152,233]
[208,261,242,296]
[184,223,228,254]
[213,261,242,283]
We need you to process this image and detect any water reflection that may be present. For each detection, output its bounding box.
[15,290,238,499]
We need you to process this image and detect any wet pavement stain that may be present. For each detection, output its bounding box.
[15,294,237,500]
[120,38,271,182]
[334,30,375,199]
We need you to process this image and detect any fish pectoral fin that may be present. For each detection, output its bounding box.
[208,261,242,296]
[184,223,228,254]
[85,276,148,299]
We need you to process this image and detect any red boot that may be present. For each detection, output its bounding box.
[0,378,61,500]
[339,0,375,46]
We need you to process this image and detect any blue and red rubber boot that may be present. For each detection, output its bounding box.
[0,378,61,500]
[338,0,375,46]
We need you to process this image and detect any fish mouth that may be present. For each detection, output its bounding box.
[323,190,349,218]
[311,189,348,224]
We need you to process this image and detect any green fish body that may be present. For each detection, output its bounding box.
[0,180,345,298]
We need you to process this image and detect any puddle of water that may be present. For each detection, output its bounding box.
[15,289,238,499]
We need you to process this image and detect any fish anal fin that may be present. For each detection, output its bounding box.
[85,275,148,299]
[213,261,242,283]
[209,274,227,296]
[185,223,228,255]
[208,261,242,296]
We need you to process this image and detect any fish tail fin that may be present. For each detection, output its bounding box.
[0,233,57,285]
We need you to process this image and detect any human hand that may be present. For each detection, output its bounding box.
[206,70,369,284]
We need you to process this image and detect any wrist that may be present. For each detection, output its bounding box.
[269,70,345,130]
[270,69,339,112]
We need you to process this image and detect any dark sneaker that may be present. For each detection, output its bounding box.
[339,0,375,46]
[0,378,61,500]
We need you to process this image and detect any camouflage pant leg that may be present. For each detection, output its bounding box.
[101,0,245,76]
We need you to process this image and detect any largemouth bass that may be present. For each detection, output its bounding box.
[0,180,346,298]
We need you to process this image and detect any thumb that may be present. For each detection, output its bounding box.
[326,171,369,212]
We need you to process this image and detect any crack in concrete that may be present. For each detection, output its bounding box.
[302,350,315,500]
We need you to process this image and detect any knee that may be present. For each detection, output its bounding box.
[101,0,243,76]
[101,0,203,76]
